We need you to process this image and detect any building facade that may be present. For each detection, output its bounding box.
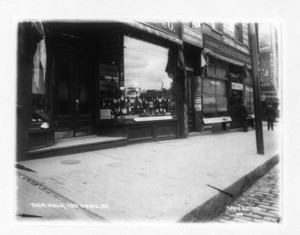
[258,23,279,119]
[17,21,255,160]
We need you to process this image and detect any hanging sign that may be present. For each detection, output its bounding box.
[182,25,203,47]
[232,82,244,90]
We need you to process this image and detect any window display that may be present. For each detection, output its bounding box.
[124,36,175,118]
[98,36,176,121]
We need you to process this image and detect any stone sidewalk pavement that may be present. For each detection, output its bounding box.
[16,126,280,223]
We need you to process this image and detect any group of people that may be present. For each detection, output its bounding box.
[240,101,276,132]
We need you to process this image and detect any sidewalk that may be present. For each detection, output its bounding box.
[16,125,280,223]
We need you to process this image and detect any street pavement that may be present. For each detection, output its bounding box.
[16,124,280,223]
[213,164,280,223]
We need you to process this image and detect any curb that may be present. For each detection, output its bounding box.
[179,152,279,222]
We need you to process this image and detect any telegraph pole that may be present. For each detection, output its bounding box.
[248,23,264,154]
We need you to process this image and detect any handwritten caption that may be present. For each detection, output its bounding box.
[31,203,109,210]
[226,205,260,215]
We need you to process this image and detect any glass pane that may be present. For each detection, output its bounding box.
[123,36,175,117]
[216,80,228,112]
[203,78,217,113]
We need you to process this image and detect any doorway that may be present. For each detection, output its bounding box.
[186,72,195,132]
[53,52,95,139]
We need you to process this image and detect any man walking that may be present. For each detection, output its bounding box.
[266,104,276,130]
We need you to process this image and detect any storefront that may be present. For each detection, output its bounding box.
[17,21,185,159]
[202,32,253,130]
[181,23,203,133]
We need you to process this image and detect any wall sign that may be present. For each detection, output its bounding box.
[203,34,251,66]
[182,25,203,47]
[231,82,244,90]
[145,22,180,38]
[100,109,112,119]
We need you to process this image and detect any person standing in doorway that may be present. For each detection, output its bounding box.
[266,104,276,130]
[240,100,248,132]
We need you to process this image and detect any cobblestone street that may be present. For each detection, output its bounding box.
[214,164,280,223]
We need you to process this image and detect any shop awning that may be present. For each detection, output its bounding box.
[202,48,252,69]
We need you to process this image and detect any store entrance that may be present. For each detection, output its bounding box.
[187,72,195,132]
[229,89,243,128]
[53,52,95,139]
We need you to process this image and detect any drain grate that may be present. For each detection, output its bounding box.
[60,159,81,165]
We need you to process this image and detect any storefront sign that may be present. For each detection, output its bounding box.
[203,35,251,66]
[124,22,182,45]
[194,104,202,111]
[231,82,244,90]
[182,25,203,47]
[143,22,180,38]
[100,109,112,119]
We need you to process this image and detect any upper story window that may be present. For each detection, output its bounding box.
[235,23,243,43]
[215,23,223,32]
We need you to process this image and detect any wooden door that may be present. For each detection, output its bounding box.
[53,52,94,138]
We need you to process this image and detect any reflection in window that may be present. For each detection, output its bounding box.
[123,36,175,117]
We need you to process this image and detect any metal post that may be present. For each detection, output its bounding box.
[248,23,264,154]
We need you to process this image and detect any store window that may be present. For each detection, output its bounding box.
[123,36,175,118]
[31,39,49,123]
[203,65,228,117]
[235,23,243,43]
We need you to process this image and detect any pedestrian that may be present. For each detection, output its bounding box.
[240,100,248,132]
[266,104,276,130]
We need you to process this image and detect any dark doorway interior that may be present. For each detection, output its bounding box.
[53,52,94,138]
[186,72,195,132]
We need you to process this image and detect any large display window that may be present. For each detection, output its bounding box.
[123,36,176,118]
[98,36,176,121]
